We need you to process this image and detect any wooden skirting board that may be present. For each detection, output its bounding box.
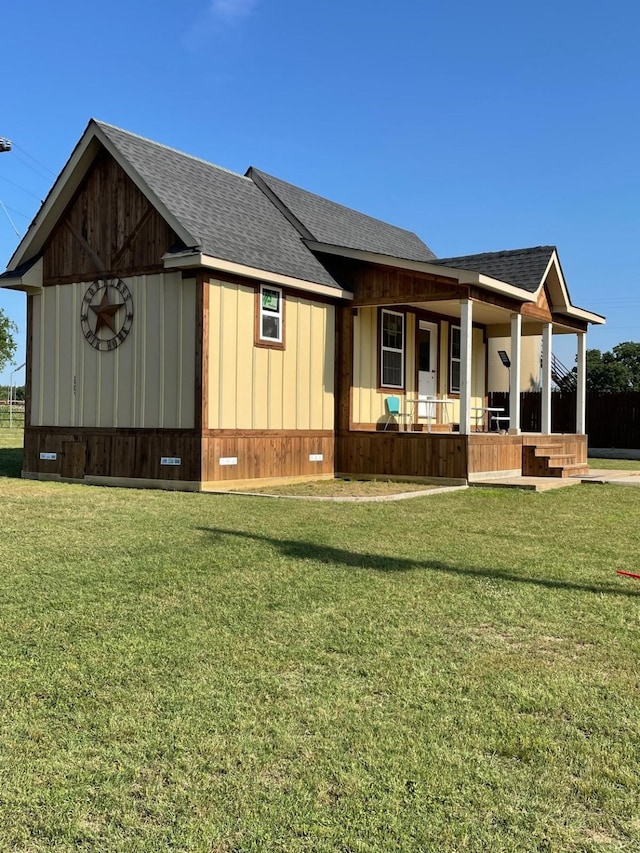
[23,427,335,486]
[22,426,589,489]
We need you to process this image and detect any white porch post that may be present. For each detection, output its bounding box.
[459,298,473,435]
[576,331,587,435]
[509,313,522,434]
[541,323,553,434]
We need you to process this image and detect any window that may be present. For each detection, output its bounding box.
[259,284,283,344]
[449,325,461,394]
[380,309,404,388]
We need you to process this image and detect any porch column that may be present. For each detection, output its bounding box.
[541,323,553,434]
[509,313,521,434]
[459,298,473,435]
[576,331,587,434]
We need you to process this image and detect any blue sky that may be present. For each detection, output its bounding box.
[1,0,639,383]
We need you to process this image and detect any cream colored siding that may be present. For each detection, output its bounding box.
[30,273,196,428]
[440,321,486,424]
[488,336,541,391]
[207,279,334,431]
[352,311,488,427]
[352,306,379,423]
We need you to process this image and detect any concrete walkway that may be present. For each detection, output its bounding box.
[472,468,640,492]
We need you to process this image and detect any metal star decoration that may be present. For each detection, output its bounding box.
[89,288,123,335]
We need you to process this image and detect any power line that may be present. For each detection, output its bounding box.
[0,173,43,200]
[11,150,54,182]
[12,142,55,176]
[0,199,20,236]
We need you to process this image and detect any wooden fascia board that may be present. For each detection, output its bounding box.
[352,288,463,307]
[305,241,537,303]
[550,314,590,333]
[162,251,353,301]
[468,286,522,313]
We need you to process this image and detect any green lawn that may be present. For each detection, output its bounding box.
[0,436,639,851]
[588,457,640,471]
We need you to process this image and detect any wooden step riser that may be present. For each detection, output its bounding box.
[548,466,590,478]
[523,445,588,478]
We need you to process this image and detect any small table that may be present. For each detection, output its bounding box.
[471,406,506,432]
[406,397,454,432]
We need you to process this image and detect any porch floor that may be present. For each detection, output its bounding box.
[469,475,582,492]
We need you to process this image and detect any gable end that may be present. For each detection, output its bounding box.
[43,147,182,285]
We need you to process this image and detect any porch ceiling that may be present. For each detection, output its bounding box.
[411,298,514,326]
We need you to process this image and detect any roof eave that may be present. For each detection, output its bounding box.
[0,257,43,293]
[305,241,537,303]
[162,250,353,300]
[559,306,606,325]
[7,120,198,272]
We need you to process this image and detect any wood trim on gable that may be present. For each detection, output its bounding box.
[353,264,464,307]
[521,284,553,322]
[42,147,180,286]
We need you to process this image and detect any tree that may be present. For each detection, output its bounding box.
[585,348,631,392]
[612,342,640,390]
[0,309,17,374]
[581,342,640,392]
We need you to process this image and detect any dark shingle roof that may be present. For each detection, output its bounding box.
[430,246,555,293]
[95,121,341,289]
[248,167,437,263]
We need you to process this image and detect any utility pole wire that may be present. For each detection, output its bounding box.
[12,142,55,176]
[0,199,20,236]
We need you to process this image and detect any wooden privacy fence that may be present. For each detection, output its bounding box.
[488,391,640,449]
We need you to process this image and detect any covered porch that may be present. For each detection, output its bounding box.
[335,246,603,482]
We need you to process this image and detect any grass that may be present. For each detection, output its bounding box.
[588,457,640,471]
[0,426,23,476]
[0,435,639,850]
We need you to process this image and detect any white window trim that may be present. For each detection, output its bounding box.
[450,325,461,394]
[259,284,283,344]
[380,308,405,389]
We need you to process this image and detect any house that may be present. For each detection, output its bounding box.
[0,119,604,489]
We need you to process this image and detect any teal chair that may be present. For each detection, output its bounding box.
[384,395,411,430]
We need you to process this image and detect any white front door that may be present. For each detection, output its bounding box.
[418,321,438,419]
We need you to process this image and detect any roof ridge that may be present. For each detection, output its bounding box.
[92,119,251,182]
[435,245,555,261]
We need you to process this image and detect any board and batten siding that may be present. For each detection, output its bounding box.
[30,272,196,428]
[206,279,335,431]
[352,309,487,426]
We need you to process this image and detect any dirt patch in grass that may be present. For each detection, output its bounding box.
[234,478,437,497]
